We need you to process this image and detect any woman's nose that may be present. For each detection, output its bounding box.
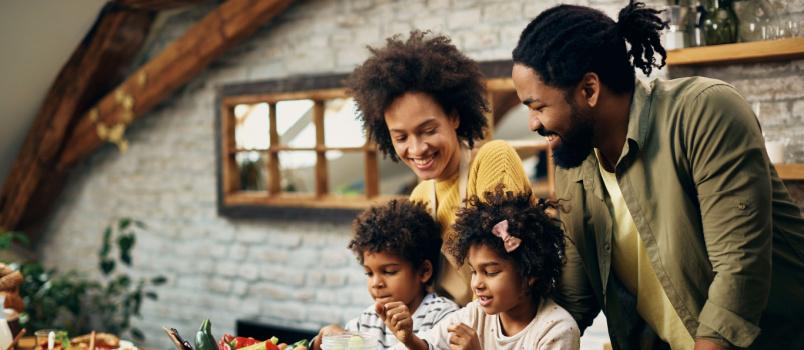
[409,136,428,155]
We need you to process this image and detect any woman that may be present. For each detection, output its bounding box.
[347,30,532,306]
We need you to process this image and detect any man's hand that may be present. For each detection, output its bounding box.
[447,323,481,350]
[376,301,415,345]
[312,324,346,350]
[694,339,731,350]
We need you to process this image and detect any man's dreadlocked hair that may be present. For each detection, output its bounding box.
[513,1,668,95]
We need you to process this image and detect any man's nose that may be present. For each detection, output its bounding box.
[529,114,542,132]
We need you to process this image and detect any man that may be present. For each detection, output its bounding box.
[511,2,804,350]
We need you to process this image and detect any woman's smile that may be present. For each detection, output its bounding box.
[384,92,461,182]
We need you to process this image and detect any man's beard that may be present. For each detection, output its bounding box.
[551,104,595,170]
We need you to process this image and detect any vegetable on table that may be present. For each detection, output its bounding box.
[194,319,219,350]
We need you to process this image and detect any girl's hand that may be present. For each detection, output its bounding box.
[376,301,415,345]
[447,323,481,350]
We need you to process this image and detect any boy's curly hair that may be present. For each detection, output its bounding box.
[347,30,489,162]
[349,199,442,285]
[448,185,567,300]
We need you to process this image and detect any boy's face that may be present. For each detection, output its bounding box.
[363,250,430,314]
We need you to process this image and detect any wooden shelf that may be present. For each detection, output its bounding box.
[666,37,804,66]
[776,163,804,180]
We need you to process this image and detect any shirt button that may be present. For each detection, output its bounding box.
[605,243,610,250]
[738,203,746,210]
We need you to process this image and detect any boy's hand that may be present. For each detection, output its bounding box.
[376,301,414,345]
[312,324,346,350]
[447,323,481,350]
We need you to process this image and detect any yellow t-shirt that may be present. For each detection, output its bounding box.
[409,140,533,306]
[596,149,694,350]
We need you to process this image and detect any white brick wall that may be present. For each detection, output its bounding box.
[36,0,803,349]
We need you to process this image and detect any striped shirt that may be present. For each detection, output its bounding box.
[344,293,459,349]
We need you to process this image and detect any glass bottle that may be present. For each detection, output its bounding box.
[702,0,739,45]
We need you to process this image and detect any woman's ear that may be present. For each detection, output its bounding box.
[420,260,434,284]
[449,109,460,130]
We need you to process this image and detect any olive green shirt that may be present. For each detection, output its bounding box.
[553,77,804,349]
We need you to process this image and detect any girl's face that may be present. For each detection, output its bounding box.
[384,92,462,182]
[362,250,431,314]
[468,244,536,325]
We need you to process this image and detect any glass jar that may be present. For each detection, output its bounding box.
[702,0,739,45]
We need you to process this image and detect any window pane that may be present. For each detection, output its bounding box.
[277,99,315,148]
[234,103,270,150]
[279,150,316,193]
[329,150,365,195]
[236,151,267,191]
[378,155,418,196]
[495,104,549,185]
[325,98,366,148]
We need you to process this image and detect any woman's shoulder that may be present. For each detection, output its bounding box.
[476,139,516,157]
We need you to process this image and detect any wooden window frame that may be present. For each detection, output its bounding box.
[215,60,554,221]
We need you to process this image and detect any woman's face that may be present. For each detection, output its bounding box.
[384,92,461,182]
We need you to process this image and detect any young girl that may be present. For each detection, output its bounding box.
[379,185,580,350]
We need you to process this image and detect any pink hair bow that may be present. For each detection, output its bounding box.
[491,220,521,252]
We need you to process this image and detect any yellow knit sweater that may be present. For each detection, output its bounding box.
[409,140,532,306]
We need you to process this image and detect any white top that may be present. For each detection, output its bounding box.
[394,297,580,350]
[344,293,459,349]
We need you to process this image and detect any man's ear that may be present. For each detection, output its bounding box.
[577,72,600,108]
[420,260,434,284]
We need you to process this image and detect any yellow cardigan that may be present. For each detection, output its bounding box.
[409,140,532,305]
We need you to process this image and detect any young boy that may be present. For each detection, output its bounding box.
[311,199,459,350]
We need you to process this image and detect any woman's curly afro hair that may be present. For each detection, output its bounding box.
[448,185,567,300]
[347,30,489,162]
[349,198,442,285]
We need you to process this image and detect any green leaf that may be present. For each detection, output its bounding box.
[117,275,131,287]
[134,221,147,229]
[151,276,168,285]
[119,218,132,231]
[100,259,115,275]
[11,232,30,246]
[130,328,145,342]
[100,226,112,258]
[145,292,158,300]
[121,252,132,265]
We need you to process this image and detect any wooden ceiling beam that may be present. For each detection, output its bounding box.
[114,0,217,11]
[0,7,154,234]
[58,0,297,170]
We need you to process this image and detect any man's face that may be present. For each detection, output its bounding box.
[512,64,595,169]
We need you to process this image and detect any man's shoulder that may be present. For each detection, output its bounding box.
[650,76,738,103]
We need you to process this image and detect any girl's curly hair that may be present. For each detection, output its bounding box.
[349,199,442,285]
[447,185,567,300]
[347,30,489,162]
